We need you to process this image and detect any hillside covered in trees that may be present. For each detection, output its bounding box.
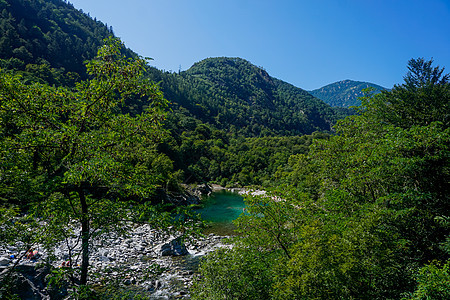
[0,0,137,85]
[146,57,352,137]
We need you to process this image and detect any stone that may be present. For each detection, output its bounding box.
[98,255,110,262]
[0,257,10,266]
[154,237,188,257]
[0,265,53,300]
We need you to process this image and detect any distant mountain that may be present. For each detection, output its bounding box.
[309,80,388,108]
[147,57,351,137]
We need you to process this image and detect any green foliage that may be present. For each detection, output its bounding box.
[191,247,275,300]
[0,0,134,83]
[0,37,173,286]
[404,261,450,300]
[362,57,449,129]
[159,119,325,185]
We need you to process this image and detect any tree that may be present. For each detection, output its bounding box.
[404,57,450,89]
[367,57,450,129]
[0,37,177,289]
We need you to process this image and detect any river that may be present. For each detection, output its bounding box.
[195,190,246,235]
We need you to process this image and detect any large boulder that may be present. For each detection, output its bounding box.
[154,237,188,256]
[0,265,53,300]
[194,183,212,197]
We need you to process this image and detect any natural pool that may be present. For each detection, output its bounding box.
[195,190,246,236]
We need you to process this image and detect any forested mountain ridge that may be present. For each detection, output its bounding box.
[310,79,388,107]
[148,57,351,137]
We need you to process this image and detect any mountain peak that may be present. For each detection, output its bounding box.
[159,56,347,136]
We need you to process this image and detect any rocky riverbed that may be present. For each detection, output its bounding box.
[0,223,231,299]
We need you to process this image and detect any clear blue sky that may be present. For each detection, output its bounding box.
[69,0,450,90]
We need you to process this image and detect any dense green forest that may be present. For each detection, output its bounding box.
[157,57,348,136]
[0,0,136,85]
[0,0,448,299]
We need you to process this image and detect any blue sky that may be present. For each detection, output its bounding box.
[69,0,450,90]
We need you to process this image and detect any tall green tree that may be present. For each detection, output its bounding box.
[366,57,449,128]
[0,37,174,288]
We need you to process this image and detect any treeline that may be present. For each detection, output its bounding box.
[160,110,330,186]
[192,58,450,299]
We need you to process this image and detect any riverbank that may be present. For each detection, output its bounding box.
[0,224,231,299]
[210,183,266,197]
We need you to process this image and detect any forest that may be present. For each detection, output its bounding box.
[0,0,449,299]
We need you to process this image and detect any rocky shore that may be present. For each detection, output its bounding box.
[0,223,231,299]
[0,184,255,299]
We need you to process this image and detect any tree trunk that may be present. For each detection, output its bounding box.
[79,188,89,285]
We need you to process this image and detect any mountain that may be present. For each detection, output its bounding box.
[148,57,351,137]
[0,0,134,84]
[309,79,388,108]
[0,0,350,137]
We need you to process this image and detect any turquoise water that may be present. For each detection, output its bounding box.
[196,190,245,235]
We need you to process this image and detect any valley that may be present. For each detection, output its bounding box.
[0,1,448,299]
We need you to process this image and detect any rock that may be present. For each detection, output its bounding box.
[0,257,11,266]
[194,183,212,197]
[154,237,188,257]
[98,255,110,262]
[0,265,53,300]
[155,280,162,289]
[7,245,17,252]
[0,222,228,299]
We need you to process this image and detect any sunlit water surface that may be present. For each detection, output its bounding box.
[195,190,246,236]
